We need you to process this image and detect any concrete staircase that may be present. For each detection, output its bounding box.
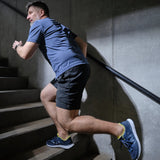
[0,58,96,160]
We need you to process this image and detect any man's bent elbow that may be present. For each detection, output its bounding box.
[20,53,31,60]
[18,42,38,60]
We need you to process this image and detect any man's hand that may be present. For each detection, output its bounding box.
[12,40,23,51]
[12,40,38,60]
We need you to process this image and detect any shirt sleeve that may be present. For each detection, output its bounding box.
[69,30,77,39]
[27,21,43,44]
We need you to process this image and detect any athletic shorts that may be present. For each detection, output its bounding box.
[51,64,90,110]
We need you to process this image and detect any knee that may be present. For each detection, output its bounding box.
[40,89,53,104]
[40,89,46,103]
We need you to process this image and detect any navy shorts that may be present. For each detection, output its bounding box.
[51,64,90,110]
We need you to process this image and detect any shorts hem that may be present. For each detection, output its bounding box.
[56,103,81,110]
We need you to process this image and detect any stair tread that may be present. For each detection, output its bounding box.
[0,77,28,90]
[27,145,64,160]
[0,77,25,79]
[12,133,88,160]
[0,89,38,93]
[0,66,17,77]
[0,118,52,139]
[0,66,10,68]
[0,66,17,70]
[0,89,40,107]
[0,102,42,112]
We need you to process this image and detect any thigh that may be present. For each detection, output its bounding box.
[41,83,57,102]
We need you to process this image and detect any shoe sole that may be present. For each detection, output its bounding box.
[46,143,74,149]
[127,119,141,160]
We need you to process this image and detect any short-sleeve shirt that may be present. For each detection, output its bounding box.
[27,17,88,78]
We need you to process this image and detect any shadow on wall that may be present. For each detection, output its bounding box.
[72,1,160,159]
[81,44,143,160]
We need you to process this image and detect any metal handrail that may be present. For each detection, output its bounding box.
[87,53,160,105]
[1,0,160,105]
[0,0,27,17]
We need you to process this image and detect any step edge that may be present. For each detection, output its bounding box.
[0,118,52,140]
[0,89,40,93]
[0,102,43,112]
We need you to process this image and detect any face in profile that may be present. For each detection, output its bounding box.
[27,6,42,26]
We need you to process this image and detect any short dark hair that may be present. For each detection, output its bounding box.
[26,1,49,17]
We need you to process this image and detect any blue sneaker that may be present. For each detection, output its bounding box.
[46,134,74,149]
[118,119,141,160]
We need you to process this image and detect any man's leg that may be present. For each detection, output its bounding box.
[56,107,123,138]
[56,107,141,160]
[40,83,68,138]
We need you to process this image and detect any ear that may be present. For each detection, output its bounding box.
[40,9,45,17]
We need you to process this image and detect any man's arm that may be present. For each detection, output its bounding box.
[75,37,87,57]
[12,41,38,60]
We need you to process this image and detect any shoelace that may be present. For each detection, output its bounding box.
[51,136,61,145]
[120,136,134,152]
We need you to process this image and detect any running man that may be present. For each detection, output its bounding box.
[12,1,141,159]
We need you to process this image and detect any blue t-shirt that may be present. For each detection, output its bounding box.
[27,17,88,78]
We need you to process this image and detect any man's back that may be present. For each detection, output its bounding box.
[27,17,88,78]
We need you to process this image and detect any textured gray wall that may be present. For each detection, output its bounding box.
[0,0,160,159]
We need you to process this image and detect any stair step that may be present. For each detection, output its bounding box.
[0,77,28,90]
[0,102,48,129]
[0,118,57,159]
[0,89,40,107]
[0,66,17,77]
[0,58,93,160]
[0,58,8,67]
[11,133,91,160]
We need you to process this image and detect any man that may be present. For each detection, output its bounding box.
[12,1,141,159]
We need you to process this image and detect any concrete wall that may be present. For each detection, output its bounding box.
[1,0,160,159]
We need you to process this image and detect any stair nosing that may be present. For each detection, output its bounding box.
[0,77,26,79]
[0,118,52,140]
[0,89,39,93]
[0,66,16,68]
[0,102,43,112]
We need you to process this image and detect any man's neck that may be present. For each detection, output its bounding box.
[40,15,48,19]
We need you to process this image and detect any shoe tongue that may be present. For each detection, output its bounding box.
[117,123,125,139]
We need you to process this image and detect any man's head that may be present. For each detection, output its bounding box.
[26,1,49,25]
